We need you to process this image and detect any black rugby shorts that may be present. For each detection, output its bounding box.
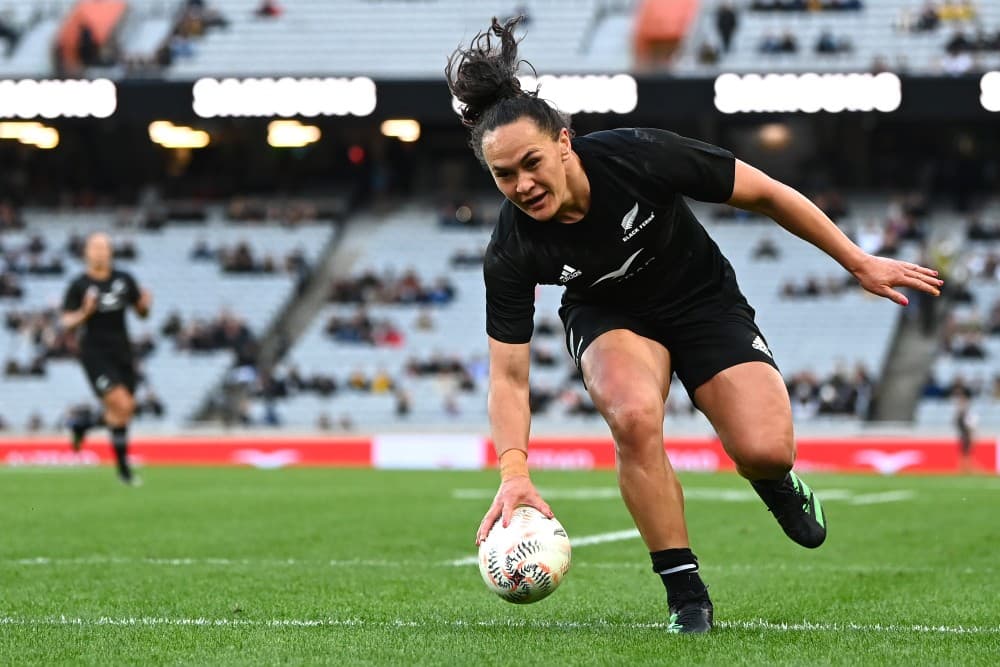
[80,351,137,397]
[558,298,779,405]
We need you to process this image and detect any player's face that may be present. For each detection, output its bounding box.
[482,118,572,221]
[84,234,113,271]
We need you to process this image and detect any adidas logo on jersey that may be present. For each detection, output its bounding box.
[752,335,772,359]
[559,264,582,283]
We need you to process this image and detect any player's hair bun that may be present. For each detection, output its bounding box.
[446,16,535,129]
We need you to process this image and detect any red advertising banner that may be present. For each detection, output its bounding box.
[0,435,996,474]
[0,437,371,468]
[487,437,998,475]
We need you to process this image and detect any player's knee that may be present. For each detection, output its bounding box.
[600,396,663,450]
[106,392,135,422]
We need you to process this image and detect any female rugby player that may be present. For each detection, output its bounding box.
[447,17,942,633]
[62,232,151,485]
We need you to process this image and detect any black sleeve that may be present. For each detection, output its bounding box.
[620,128,736,203]
[62,277,83,312]
[483,237,536,345]
[124,272,141,304]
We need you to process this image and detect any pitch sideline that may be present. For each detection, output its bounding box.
[0,616,996,635]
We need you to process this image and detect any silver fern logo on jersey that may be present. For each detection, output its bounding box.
[620,202,639,232]
[559,264,582,284]
[590,248,644,287]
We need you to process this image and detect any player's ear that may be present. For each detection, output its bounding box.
[558,128,571,161]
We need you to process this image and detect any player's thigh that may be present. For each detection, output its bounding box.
[580,329,672,445]
[693,361,795,469]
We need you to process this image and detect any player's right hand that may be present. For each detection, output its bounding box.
[475,476,554,545]
[82,287,99,316]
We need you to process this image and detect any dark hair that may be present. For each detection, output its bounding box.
[445,16,571,166]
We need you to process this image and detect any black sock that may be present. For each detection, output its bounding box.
[650,548,708,608]
[110,426,131,479]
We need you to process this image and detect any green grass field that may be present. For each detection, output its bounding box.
[1,467,998,665]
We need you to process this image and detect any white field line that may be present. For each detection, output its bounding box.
[8,556,992,575]
[0,616,995,635]
[448,528,641,566]
[848,490,916,505]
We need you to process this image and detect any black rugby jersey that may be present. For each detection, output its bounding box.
[62,269,141,353]
[484,128,740,344]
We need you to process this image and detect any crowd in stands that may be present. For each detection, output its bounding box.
[2,234,67,280]
[786,363,874,418]
[161,308,257,363]
[779,275,856,299]
[324,308,405,346]
[329,271,456,306]
[751,1,863,11]
[158,0,229,68]
[450,247,487,269]
[189,238,310,281]
[896,1,980,33]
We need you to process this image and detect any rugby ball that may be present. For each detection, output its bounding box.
[478,506,571,604]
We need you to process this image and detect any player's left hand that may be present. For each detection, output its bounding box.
[849,254,943,306]
[136,289,152,317]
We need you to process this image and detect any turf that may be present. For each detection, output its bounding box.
[1,466,998,665]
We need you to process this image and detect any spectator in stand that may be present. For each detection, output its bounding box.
[26,412,44,432]
[0,9,20,56]
[697,40,720,65]
[987,299,1000,335]
[413,308,435,331]
[938,0,975,21]
[916,2,941,31]
[371,368,395,394]
[256,0,283,18]
[752,236,781,260]
[190,238,215,260]
[946,30,973,53]
[395,389,412,417]
[941,41,974,75]
[0,200,24,230]
[815,28,852,54]
[715,2,739,52]
[0,270,23,298]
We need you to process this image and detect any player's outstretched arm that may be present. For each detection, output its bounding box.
[476,337,553,545]
[726,160,943,306]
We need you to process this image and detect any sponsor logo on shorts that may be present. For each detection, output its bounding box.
[752,335,772,359]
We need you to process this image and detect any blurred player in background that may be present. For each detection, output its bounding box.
[954,392,977,474]
[448,17,944,633]
[61,232,152,485]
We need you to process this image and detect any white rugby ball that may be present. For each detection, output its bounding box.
[478,506,571,604]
